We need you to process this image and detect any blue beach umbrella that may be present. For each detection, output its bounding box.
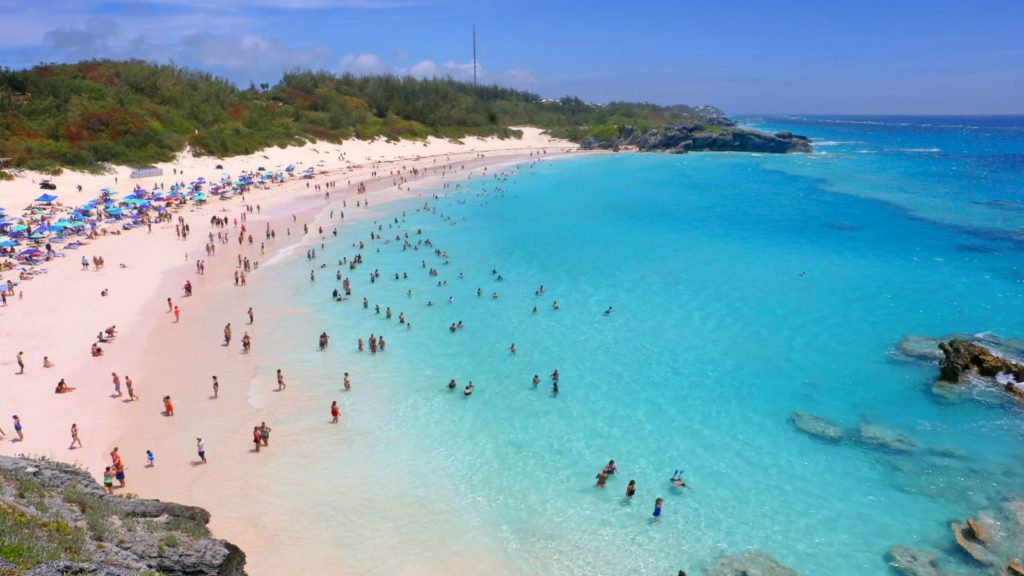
[35,193,58,203]
[0,240,17,247]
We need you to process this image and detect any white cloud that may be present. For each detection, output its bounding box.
[407,59,437,77]
[496,68,538,86]
[340,52,386,74]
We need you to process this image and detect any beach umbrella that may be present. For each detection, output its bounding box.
[35,193,58,203]
[0,240,17,247]
[10,224,27,232]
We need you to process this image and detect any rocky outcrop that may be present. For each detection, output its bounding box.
[885,545,948,576]
[952,521,998,565]
[0,455,246,575]
[789,412,847,442]
[857,423,919,453]
[938,339,1024,384]
[579,119,813,154]
[707,550,800,576]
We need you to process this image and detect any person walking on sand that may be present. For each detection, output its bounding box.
[276,369,286,391]
[173,306,180,323]
[253,426,262,453]
[247,307,254,324]
[17,351,25,375]
[167,297,173,313]
[126,376,138,401]
[224,323,232,346]
[163,395,174,416]
[259,422,271,446]
[112,372,122,397]
[331,401,340,423]
[115,463,126,488]
[69,423,82,449]
[11,415,23,441]
[212,376,219,399]
[196,437,206,464]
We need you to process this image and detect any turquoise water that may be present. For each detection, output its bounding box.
[251,117,1024,575]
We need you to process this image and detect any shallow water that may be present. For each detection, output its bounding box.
[245,117,1024,575]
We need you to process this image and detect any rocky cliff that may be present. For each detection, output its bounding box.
[578,118,813,154]
[0,455,246,575]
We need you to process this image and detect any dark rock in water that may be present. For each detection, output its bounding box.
[707,550,800,576]
[885,545,947,576]
[0,455,246,576]
[857,423,918,453]
[951,521,998,565]
[789,412,847,442]
[579,118,813,154]
[937,339,1024,393]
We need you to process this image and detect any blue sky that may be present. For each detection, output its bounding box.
[1,0,1021,114]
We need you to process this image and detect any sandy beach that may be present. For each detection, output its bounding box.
[0,128,578,574]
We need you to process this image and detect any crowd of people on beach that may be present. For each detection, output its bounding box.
[0,145,701,571]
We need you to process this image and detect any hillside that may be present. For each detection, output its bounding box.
[0,455,245,575]
[0,59,731,172]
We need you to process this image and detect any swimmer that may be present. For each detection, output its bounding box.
[670,470,693,490]
[509,343,516,354]
[463,381,474,396]
[595,470,608,488]
[532,374,540,386]
[343,372,351,391]
[604,460,618,475]
[604,306,614,315]
[447,379,457,390]
[625,479,636,498]
[652,497,663,518]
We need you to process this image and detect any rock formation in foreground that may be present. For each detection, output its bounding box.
[0,455,246,575]
[579,118,813,154]
[937,339,1024,401]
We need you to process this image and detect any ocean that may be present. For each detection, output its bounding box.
[238,116,1024,575]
